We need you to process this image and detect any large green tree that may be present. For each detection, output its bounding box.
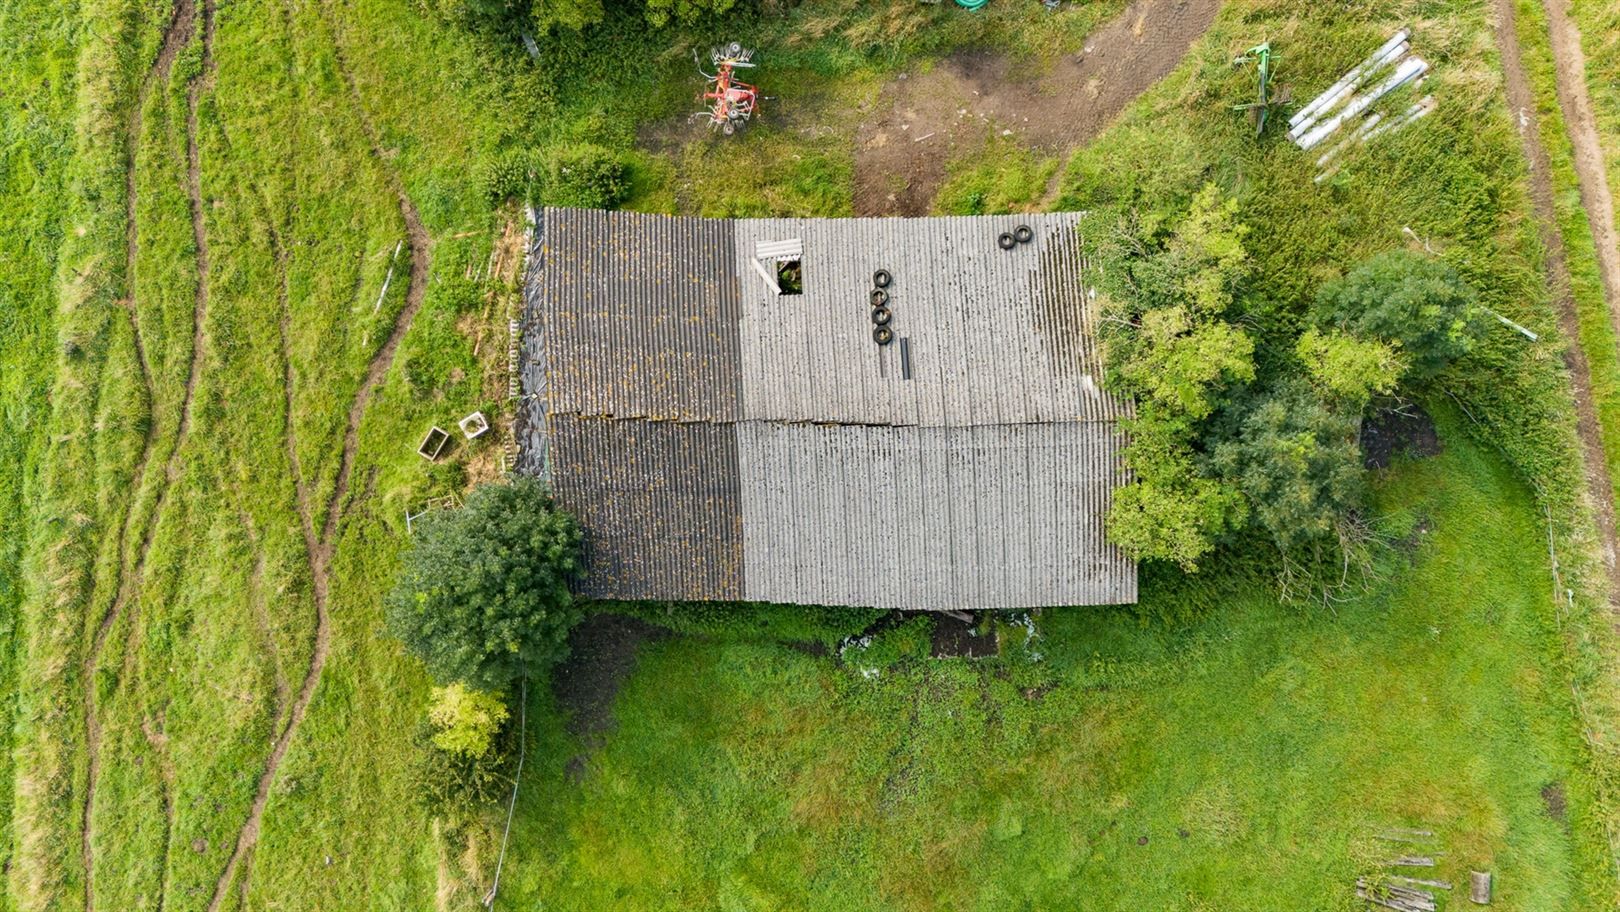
[1096,185,1255,569]
[386,477,584,690]
[1313,250,1485,380]
[1212,381,1365,556]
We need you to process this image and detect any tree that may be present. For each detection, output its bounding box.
[1096,185,1256,568]
[1211,381,1365,556]
[427,683,510,758]
[386,478,584,690]
[1106,406,1248,569]
[1313,250,1485,379]
[1295,328,1405,408]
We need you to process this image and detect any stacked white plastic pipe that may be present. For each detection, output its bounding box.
[1288,29,1411,142]
[1297,55,1430,151]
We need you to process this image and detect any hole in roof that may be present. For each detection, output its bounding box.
[776,259,803,296]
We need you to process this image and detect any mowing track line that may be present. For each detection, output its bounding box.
[202,5,432,906]
[79,2,197,909]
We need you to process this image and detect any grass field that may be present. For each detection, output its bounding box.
[2,0,1620,910]
[501,418,1612,911]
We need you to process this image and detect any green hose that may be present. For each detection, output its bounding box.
[955,0,989,9]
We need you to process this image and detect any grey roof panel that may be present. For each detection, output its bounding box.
[737,422,1134,609]
[538,209,741,422]
[547,415,742,600]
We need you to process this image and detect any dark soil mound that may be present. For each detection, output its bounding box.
[1361,404,1441,470]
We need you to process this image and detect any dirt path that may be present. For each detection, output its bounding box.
[202,6,433,908]
[1544,0,1620,362]
[80,2,198,909]
[853,0,1218,215]
[1493,0,1620,601]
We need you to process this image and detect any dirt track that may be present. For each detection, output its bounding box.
[1492,0,1620,602]
[80,2,199,908]
[854,0,1219,215]
[1544,0,1620,371]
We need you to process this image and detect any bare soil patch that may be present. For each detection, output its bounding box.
[929,614,998,659]
[552,613,668,747]
[1543,780,1568,821]
[1361,403,1441,470]
[854,0,1218,215]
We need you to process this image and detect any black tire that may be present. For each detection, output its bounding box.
[871,306,892,326]
[873,325,894,345]
[870,288,889,307]
[873,269,892,289]
[997,231,1016,250]
[1014,224,1034,244]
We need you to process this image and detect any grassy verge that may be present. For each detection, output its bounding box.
[500,420,1609,911]
[0,1,78,905]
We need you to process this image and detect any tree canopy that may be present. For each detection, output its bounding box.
[1313,250,1484,380]
[385,478,584,690]
[1096,185,1255,569]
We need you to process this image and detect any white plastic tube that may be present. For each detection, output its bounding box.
[1290,40,1411,140]
[1289,29,1410,129]
[1361,94,1437,143]
[1298,56,1429,151]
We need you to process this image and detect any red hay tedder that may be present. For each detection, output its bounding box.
[693,43,760,135]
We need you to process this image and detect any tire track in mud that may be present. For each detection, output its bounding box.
[203,6,432,906]
[80,2,197,909]
[126,8,218,908]
[1493,0,1620,601]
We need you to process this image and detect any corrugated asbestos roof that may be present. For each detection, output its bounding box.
[737,422,1135,609]
[537,208,742,422]
[524,208,1138,610]
[735,214,1129,427]
[548,415,743,601]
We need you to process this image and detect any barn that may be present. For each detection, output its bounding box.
[515,208,1136,610]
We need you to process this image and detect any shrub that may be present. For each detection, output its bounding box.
[543,144,628,209]
[1211,381,1365,556]
[385,478,585,690]
[1313,250,1486,380]
[1295,328,1405,409]
[482,150,538,204]
[427,683,510,757]
[1095,185,1257,568]
[409,718,516,814]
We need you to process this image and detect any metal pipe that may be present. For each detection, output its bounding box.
[1289,30,1410,131]
[1298,56,1429,151]
[1315,112,1384,169]
[1361,94,1437,143]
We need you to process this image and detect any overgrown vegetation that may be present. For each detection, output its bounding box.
[4,0,1620,909]
[386,477,584,689]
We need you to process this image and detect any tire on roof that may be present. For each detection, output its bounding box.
[873,325,895,345]
[871,306,892,326]
[873,269,892,289]
[1014,224,1034,244]
[997,231,1016,250]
